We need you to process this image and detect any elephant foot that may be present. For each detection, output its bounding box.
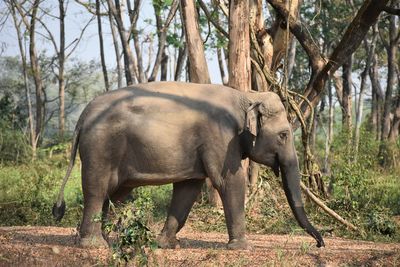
[156,234,180,249]
[227,238,252,250]
[80,236,109,248]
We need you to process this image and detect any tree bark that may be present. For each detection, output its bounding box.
[354,29,377,156]
[149,0,179,81]
[96,0,110,91]
[58,0,66,140]
[108,5,123,88]
[380,14,398,142]
[180,0,217,205]
[29,0,44,142]
[181,0,211,84]
[9,1,37,157]
[126,0,146,83]
[341,55,353,135]
[107,0,138,85]
[229,0,250,91]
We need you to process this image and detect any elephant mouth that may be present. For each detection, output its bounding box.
[272,156,280,177]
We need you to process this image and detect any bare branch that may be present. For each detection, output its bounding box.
[198,0,228,38]
[75,0,108,15]
[36,17,58,51]
[214,0,228,17]
[66,15,95,59]
[383,6,400,16]
[300,182,358,231]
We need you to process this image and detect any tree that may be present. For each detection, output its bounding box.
[8,1,36,157]
[96,0,110,91]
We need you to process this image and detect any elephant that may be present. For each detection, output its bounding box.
[52,81,324,249]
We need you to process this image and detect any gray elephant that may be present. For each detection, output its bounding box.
[53,82,324,249]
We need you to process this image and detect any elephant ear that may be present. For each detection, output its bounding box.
[246,102,261,137]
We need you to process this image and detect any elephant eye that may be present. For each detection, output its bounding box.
[278,131,288,142]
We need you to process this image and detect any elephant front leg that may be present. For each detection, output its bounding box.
[216,167,250,250]
[157,179,204,249]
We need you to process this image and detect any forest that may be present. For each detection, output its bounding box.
[0,0,399,266]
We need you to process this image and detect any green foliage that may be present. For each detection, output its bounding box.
[0,119,31,163]
[326,129,400,240]
[0,150,82,226]
[105,188,157,266]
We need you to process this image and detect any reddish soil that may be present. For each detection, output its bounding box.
[0,226,399,266]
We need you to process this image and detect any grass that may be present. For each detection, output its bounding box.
[0,129,399,245]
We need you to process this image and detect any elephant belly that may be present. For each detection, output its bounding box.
[118,129,207,186]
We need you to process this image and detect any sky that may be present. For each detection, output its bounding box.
[0,0,222,84]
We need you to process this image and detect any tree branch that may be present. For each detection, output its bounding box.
[300,182,358,231]
[198,0,228,38]
[383,6,400,16]
[303,0,389,117]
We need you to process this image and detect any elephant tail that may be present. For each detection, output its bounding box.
[52,118,82,222]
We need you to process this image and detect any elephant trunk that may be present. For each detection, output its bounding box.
[280,157,325,247]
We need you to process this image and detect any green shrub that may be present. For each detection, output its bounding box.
[0,154,82,227]
[105,188,157,266]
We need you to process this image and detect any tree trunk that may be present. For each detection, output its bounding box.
[108,5,123,88]
[107,0,138,85]
[342,55,353,135]
[229,0,250,91]
[369,53,384,140]
[354,28,377,157]
[29,0,44,143]
[180,0,217,205]
[325,79,334,175]
[96,0,110,91]
[9,2,37,158]
[381,14,398,142]
[126,0,146,83]
[181,0,211,84]
[379,12,398,165]
[174,46,187,81]
[149,0,179,81]
[58,0,66,140]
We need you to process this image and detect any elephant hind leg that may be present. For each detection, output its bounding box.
[157,179,204,249]
[79,166,115,248]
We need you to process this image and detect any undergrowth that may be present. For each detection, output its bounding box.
[0,123,399,262]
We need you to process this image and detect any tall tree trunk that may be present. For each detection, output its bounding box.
[107,0,138,85]
[108,5,122,88]
[180,0,217,205]
[96,0,110,91]
[58,0,66,140]
[181,0,211,83]
[160,51,168,81]
[9,2,37,158]
[229,0,250,91]
[29,0,44,142]
[379,12,399,165]
[324,79,334,174]
[126,0,146,82]
[381,15,398,141]
[369,53,384,140]
[174,45,187,81]
[354,28,377,157]
[149,0,179,81]
[217,47,228,85]
[342,55,353,135]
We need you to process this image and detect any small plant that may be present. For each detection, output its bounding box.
[105,189,157,266]
[299,240,311,254]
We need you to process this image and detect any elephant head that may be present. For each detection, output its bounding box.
[245,92,325,247]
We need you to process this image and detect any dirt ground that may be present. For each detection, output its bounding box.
[0,226,399,266]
